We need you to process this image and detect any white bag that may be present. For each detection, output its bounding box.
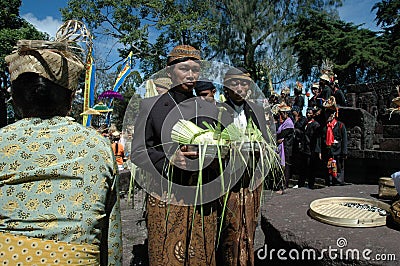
[391,171,400,194]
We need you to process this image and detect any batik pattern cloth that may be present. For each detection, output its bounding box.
[0,116,122,265]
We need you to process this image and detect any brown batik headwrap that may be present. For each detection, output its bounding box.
[167,45,201,65]
[5,20,89,91]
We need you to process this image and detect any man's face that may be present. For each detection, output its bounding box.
[279,111,288,120]
[306,110,314,120]
[226,78,250,104]
[197,89,216,102]
[168,60,201,91]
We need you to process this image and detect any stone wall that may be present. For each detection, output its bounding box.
[344,80,400,123]
[338,80,400,183]
[338,107,375,151]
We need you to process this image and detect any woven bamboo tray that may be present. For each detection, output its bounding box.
[309,197,390,227]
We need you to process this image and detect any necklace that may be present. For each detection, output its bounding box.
[168,92,198,124]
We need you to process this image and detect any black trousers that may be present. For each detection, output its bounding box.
[324,154,344,186]
[298,152,319,188]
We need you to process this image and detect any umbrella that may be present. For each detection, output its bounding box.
[98,90,123,100]
[144,79,158,98]
[92,102,113,113]
[80,108,101,116]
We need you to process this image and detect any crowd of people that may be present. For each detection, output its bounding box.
[0,19,352,265]
[128,45,279,265]
[270,73,348,192]
[128,44,350,264]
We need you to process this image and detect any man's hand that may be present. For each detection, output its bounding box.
[170,145,198,169]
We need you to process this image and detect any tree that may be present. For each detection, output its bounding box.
[61,0,343,91]
[373,0,400,79]
[0,0,48,127]
[287,9,390,84]
[200,0,343,94]
[61,0,218,79]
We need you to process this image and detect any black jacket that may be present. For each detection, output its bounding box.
[302,119,320,156]
[333,89,347,107]
[317,120,348,156]
[221,99,273,143]
[131,88,220,178]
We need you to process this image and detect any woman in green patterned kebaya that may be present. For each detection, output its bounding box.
[0,22,122,265]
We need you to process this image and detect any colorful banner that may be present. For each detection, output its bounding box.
[111,51,133,93]
[105,51,133,126]
[83,48,96,127]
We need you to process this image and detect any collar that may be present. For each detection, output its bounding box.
[169,87,194,103]
[327,118,337,127]
[227,98,245,113]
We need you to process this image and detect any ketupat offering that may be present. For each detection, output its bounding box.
[171,119,220,145]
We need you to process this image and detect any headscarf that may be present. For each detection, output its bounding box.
[5,20,88,91]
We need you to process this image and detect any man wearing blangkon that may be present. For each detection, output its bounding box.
[131,45,223,265]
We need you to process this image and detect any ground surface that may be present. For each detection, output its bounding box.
[121,185,400,266]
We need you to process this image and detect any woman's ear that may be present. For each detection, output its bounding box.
[71,91,76,101]
[69,91,76,113]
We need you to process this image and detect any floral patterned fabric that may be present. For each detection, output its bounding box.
[0,116,122,265]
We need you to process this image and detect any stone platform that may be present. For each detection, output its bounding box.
[258,185,399,265]
[121,185,400,266]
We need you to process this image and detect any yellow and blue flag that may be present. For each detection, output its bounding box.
[112,51,133,92]
[83,48,96,127]
[105,51,133,126]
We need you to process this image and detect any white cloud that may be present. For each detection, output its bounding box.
[22,13,62,38]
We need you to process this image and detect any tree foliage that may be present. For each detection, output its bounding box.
[0,0,48,127]
[373,0,400,79]
[288,9,392,84]
[209,1,342,87]
[61,0,218,79]
[62,0,343,93]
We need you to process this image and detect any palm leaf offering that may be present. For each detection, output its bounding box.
[171,119,225,145]
[220,120,264,144]
[169,117,283,241]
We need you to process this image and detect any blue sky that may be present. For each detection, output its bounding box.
[20,0,381,66]
[20,0,381,36]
